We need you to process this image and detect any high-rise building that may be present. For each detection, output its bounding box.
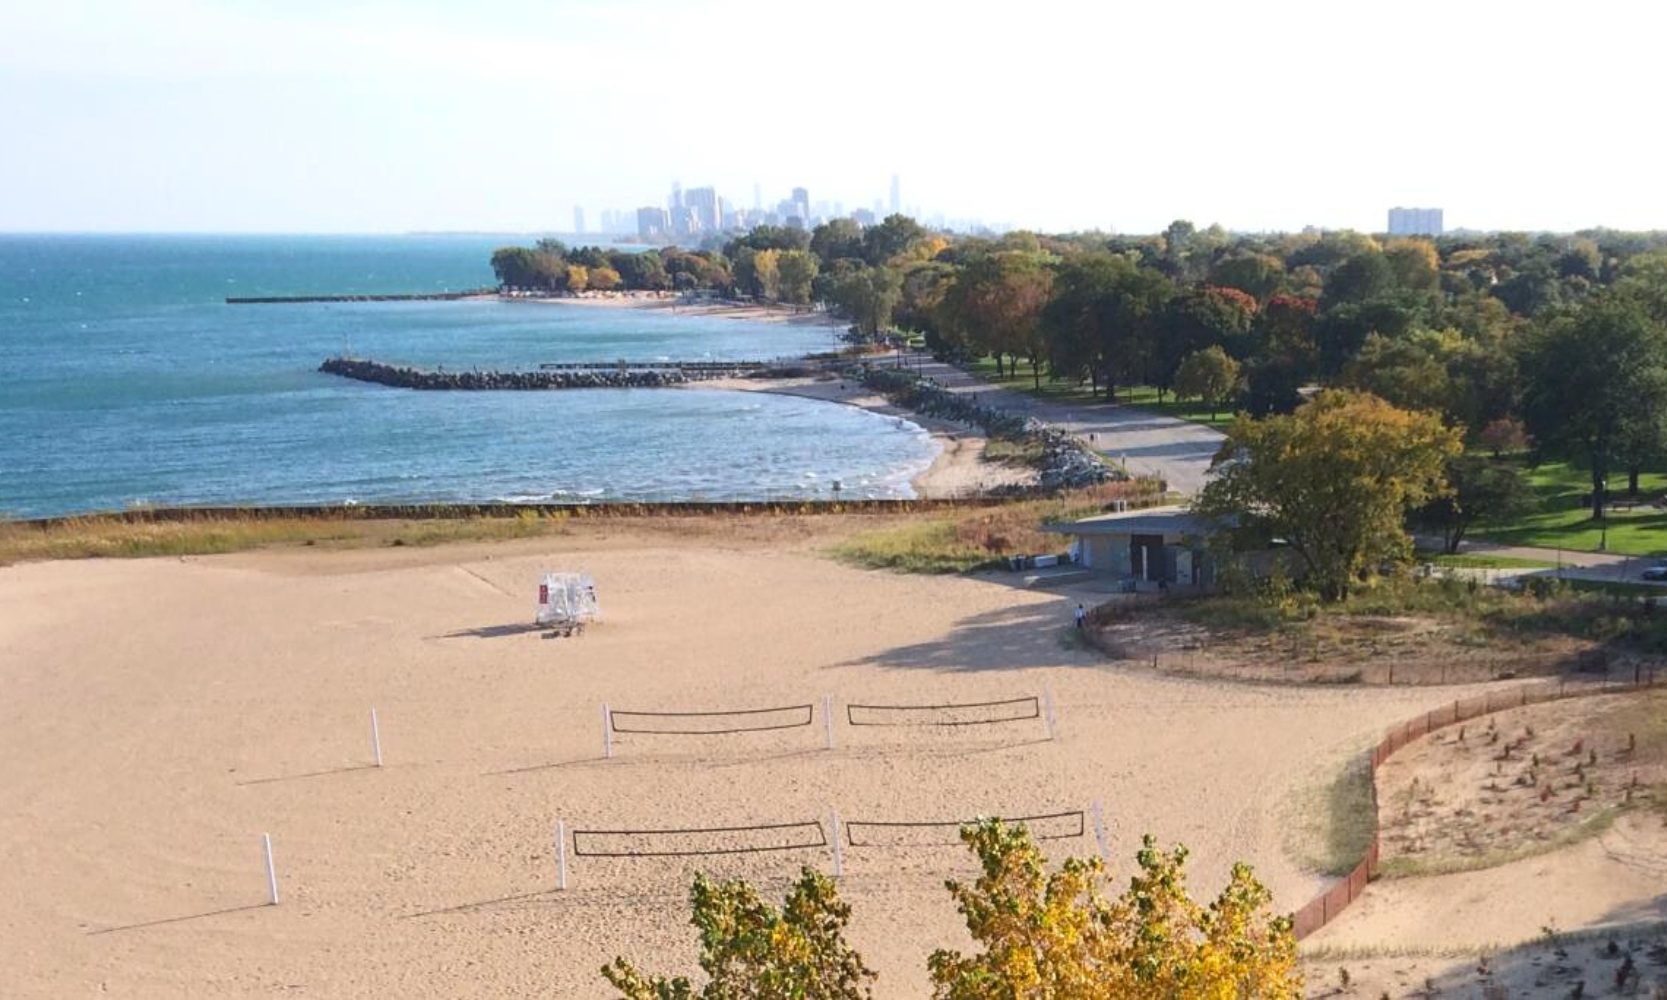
[851,208,876,227]
[889,174,900,215]
[791,186,809,222]
[1387,207,1443,236]
[685,186,720,233]
[572,207,585,235]
[670,181,683,212]
[636,206,670,240]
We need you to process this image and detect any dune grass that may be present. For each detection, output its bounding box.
[1285,751,1379,877]
[0,510,574,565]
[831,481,1165,574]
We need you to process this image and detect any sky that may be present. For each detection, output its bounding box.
[2,0,1664,235]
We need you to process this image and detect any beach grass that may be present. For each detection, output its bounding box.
[1285,750,1379,877]
[831,481,1165,574]
[0,510,574,565]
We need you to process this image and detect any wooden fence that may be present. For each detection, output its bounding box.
[1290,672,1659,940]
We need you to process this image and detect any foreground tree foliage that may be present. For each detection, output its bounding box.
[603,868,875,1000]
[929,820,1300,999]
[1197,390,1461,601]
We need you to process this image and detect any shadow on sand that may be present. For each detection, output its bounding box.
[87,902,270,936]
[235,764,379,787]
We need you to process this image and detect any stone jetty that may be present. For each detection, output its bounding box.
[229,290,492,304]
[319,357,768,390]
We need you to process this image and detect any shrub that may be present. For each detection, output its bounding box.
[603,868,875,1000]
[928,820,1301,999]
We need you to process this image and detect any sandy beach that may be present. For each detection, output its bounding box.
[6,515,1629,997]
[511,290,836,327]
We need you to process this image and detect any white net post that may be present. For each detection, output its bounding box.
[371,707,383,767]
[603,703,613,759]
[829,809,844,878]
[557,820,568,891]
[1043,687,1058,741]
[823,695,834,750]
[262,833,279,905]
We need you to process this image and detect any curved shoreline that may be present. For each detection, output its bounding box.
[688,375,1034,499]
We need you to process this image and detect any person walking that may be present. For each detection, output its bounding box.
[1074,603,1086,630]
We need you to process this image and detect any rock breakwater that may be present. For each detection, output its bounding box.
[853,365,1119,492]
[319,357,766,390]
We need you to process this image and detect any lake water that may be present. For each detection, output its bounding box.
[0,234,936,518]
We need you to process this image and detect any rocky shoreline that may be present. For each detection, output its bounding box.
[851,364,1119,491]
[318,356,773,390]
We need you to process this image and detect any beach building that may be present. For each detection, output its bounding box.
[1042,506,1218,590]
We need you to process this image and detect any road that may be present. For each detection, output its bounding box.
[905,356,1227,496]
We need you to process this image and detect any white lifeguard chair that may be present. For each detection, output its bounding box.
[536,572,601,635]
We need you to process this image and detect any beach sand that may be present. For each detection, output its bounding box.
[511,291,834,327]
[0,518,1576,998]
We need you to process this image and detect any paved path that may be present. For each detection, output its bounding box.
[904,356,1227,496]
[1431,538,1667,587]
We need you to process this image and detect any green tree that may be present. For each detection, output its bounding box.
[810,218,865,268]
[939,252,1052,382]
[1417,455,1532,553]
[776,250,820,307]
[1173,346,1243,419]
[1209,252,1286,301]
[604,868,875,1000]
[1518,288,1667,519]
[1197,390,1460,601]
[928,820,1300,1000]
[830,265,903,337]
[490,246,542,289]
[1339,332,1453,418]
[862,214,927,266]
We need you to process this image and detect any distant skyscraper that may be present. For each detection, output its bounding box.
[889,174,900,215]
[636,206,670,240]
[852,208,876,227]
[670,181,683,213]
[791,186,809,221]
[572,207,585,234]
[685,186,720,233]
[1387,207,1443,236]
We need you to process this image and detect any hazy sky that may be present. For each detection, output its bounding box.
[3,0,1663,235]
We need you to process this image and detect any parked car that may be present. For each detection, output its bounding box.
[1641,564,1667,581]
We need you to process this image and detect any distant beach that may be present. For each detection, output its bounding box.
[509,288,839,327]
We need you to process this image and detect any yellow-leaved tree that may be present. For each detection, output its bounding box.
[1196,389,1461,601]
[928,820,1301,1000]
[603,867,876,1000]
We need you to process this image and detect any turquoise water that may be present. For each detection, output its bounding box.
[0,235,935,517]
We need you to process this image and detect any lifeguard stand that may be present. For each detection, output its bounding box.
[536,573,601,635]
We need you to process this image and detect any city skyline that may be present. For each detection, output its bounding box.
[3,1,1664,235]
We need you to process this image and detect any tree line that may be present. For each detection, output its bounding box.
[493,219,1667,526]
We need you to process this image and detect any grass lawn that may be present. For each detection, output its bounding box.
[1472,459,1667,557]
[962,357,1237,428]
[1423,552,1557,570]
